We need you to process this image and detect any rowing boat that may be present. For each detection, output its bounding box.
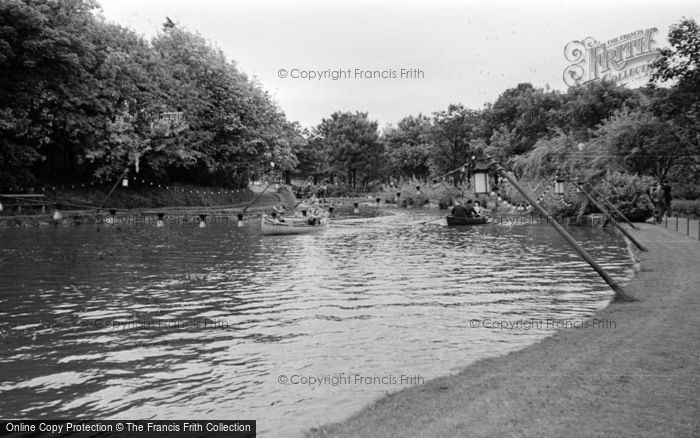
[446,215,489,226]
[260,214,328,235]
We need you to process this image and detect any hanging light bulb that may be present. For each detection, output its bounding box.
[122,177,129,187]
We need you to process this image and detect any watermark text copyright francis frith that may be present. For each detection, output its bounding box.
[277,373,424,387]
[469,318,617,330]
[277,67,425,80]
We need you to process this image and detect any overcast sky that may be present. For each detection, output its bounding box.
[97,0,699,129]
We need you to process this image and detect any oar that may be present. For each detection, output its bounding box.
[417,216,445,225]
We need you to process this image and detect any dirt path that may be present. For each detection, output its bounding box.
[308,223,700,438]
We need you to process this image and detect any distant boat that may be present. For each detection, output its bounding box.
[261,215,328,235]
[446,215,489,226]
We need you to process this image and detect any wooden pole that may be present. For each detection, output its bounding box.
[242,180,275,214]
[573,180,647,252]
[488,157,634,302]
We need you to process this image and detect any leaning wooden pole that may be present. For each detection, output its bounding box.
[242,181,275,214]
[572,180,648,252]
[488,157,635,302]
[584,182,639,230]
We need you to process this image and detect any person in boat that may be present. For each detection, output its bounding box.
[451,200,469,218]
[473,200,484,217]
[272,205,288,222]
[464,199,479,218]
[270,211,285,224]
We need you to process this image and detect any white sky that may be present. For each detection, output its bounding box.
[97,0,699,129]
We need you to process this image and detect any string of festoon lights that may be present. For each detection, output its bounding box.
[1,176,248,196]
[0,173,257,229]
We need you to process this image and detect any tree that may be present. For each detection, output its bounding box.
[383,114,433,180]
[294,128,327,184]
[483,83,564,156]
[591,108,689,184]
[317,111,383,188]
[649,17,700,190]
[431,104,484,183]
[0,1,301,191]
[0,0,105,187]
[558,81,639,141]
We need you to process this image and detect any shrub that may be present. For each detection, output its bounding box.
[381,178,464,208]
[670,199,700,218]
[593,172,656,222]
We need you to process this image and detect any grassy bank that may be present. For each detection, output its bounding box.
[307,223,700,437]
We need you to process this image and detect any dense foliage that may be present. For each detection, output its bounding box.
[2,2,698,216]
[0,0,300,190]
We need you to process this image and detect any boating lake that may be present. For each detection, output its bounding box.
[0,209,637,437]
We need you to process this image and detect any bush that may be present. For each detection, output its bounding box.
[381,178,464,208]
[670,199,700,218]
[593,172,656,222]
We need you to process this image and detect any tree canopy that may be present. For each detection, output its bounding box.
[0,0,299,190]
[1,6,698,202]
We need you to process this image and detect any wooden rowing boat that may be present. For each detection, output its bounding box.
[446,215,489,226]
[261,215,328,235]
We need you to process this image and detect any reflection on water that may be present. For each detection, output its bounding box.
[0,210,635,437]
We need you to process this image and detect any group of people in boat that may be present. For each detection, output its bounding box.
[268,204,325,226]
[451,199,485,218]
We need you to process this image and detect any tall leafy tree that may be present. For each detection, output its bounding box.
[483,83,564,156]
[431,104,484,182]
[317,111,383,188]
[591,108,689,184]
[383,114,433,180]
[649,17,700,189]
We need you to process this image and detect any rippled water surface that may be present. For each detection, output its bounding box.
[0,210,636,436]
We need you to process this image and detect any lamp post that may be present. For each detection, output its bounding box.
[554,179,566,195]
[471,160,490,195]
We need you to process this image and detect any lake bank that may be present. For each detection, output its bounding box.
[307,223,700,438]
